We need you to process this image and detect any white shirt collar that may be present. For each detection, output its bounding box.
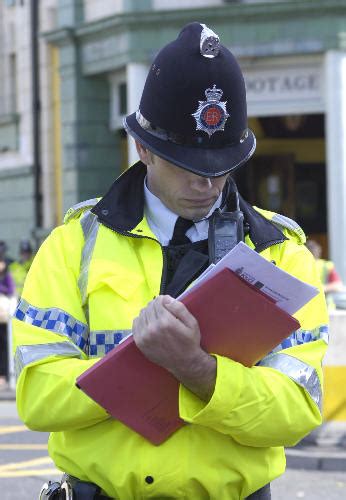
[144,177,222,245]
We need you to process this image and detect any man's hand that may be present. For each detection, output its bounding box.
[132,295,216,402]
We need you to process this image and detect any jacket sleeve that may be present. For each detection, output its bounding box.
[179,238,329,447]
[13,217,110,432]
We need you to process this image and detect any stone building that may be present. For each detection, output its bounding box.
[1,0,346,286]
[0,0,58,255]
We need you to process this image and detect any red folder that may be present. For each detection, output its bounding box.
[76,268,300,444]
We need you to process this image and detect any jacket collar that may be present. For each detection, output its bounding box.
[92,161,147,233]
[238,196,287,251]
[92,161,286,251]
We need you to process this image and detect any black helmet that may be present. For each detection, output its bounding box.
[124,22,256,177]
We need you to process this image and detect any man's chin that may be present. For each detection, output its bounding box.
[183,207,213,221]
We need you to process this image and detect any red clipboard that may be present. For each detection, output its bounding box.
[76,268,300,444]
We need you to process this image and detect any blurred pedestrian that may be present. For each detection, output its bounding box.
[0,258,16,388]
[306,239,344,308]
[9,240,34,297]
[0,240,13,266]
[0,258,15,298]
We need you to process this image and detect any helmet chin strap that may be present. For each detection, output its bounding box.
[208,178,245,264]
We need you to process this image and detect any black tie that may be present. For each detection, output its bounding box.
[169,217,194,245]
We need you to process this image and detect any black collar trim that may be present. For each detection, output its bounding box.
[92,161,287,251]
[92,161,146,232]
[238,195,287,252]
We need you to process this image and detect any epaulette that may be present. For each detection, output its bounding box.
[63,198,99,224]
[271,213,306,245]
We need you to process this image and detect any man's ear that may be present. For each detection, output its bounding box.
[135,140,152,165]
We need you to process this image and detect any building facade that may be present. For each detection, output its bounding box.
[1,0,346,281]
[0,0,58,256]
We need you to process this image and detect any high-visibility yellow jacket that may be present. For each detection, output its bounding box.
[13,163,328,499]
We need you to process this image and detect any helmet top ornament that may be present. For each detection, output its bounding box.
[200,23,220,58]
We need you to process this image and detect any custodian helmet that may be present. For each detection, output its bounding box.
[124,22,256,177]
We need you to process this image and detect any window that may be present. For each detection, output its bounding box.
[119,82,127,116]
[109,72,127,130]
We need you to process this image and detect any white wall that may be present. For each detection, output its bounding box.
[153,0,222,9]
[84,0,123,22]
[325,51,346,285]
[0,1,32,167]
[84,0,225,20]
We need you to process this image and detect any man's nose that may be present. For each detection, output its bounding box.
[190,175,213,191]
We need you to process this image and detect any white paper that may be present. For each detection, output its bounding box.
[178,241,318,315]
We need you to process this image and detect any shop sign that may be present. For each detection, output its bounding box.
[243,66,322,106]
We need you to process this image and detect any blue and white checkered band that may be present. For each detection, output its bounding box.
[14,298,89,352]
[192,85,230,137]
[89,330,132,358]
[269,324,329,355]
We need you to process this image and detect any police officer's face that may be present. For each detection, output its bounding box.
[137,142,229,220]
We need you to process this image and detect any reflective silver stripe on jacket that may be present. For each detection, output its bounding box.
[64,198,99,224]
[271,213,306,244]
[270,324,329,354]
[14,342,82,378]
[78,210,100,307]
[14,298,89,353]
[259,352,322,410]
[89,329,132,357]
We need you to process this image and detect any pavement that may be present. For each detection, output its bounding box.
[0,382,14,402]
[285,422,346,472]
[1,382,346,472]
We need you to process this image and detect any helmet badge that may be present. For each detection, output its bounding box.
[192,85,230,137]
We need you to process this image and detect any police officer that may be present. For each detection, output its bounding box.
[13,23,328,500]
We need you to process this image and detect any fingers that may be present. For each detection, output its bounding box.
[134,296,172,335]
[161,296,198,330]
[132,296,201,370]
[134,295,198,335]
[138,298,158,327]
